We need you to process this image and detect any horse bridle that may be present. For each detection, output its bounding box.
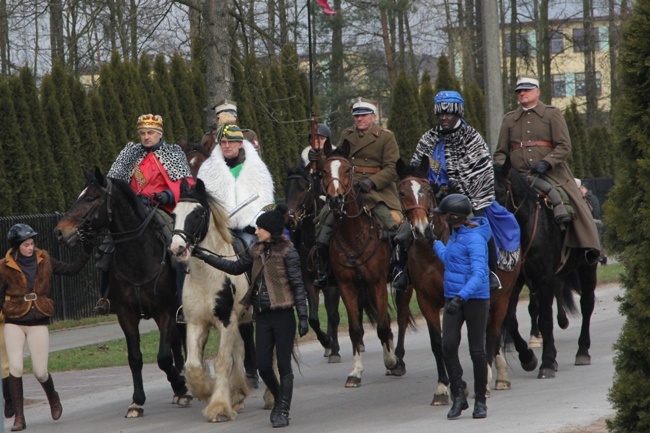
[398,176,438,236]
[286,173,318,231]
[172,198,210,255]
[322,156,369,219]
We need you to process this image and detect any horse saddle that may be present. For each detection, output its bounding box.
[528,176,576,228]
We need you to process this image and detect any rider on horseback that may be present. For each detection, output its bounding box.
[94,114,195,315]
[396,91,519,292]
[494,76,601,264]
[313,98,403,287]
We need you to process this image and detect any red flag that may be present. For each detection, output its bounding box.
[315,0,336,15]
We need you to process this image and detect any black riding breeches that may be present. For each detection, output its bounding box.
[442,298,489,403]
[255,309,296,380]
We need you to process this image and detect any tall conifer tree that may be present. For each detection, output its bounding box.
[170,53,203,141]
[388,71,423,161]
[564,101,587,177]
[420,69,436,130]
[18,67,64,211]
[0,81,37,214]
[88,90,118,171]
[99,63,129,146]
[462,80,486,138]
[154,54,185,141]
[246,55,274,160]
[607,3,650,432]
[434,55,461,94]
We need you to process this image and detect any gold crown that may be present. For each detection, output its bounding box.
[137,114,163,132]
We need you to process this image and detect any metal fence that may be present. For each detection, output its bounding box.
[0,213,99,322]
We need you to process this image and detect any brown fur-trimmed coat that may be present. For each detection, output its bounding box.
[0,249,89,323]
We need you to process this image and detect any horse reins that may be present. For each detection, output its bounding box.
[504,177,541,263]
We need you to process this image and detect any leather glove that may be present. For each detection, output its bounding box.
[445,295,463,316]
[192,247,209,260]
[308,148,320,162]
[530,160,551,175]
[154,190,174,205]
[298,317,309,337]
[138,195,153,207]
[357,178,374,193]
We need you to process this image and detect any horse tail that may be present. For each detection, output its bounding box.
[357,274,380,325]
[558,275,579,315]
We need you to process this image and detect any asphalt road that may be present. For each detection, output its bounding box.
[7,283,622,433]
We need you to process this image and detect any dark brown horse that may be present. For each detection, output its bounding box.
[284,164,341,363]
[53,168,191,418]
[494,159,598,379]
[394,158,522,404]
[178,136,212,179]
[320,142,401,387]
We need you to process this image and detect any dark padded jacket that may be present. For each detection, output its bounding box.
[199,236,308,319]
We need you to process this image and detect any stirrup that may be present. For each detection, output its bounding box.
[489,271,502,290]
[176,305,186,324]
[392,270,409,291]
[93,298,111,315]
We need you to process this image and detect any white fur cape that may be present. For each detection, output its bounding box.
[198,139,275,230]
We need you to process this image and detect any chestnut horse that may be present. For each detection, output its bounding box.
[320,142,401,387]
[394,158,522,404]
[284,164,342,363]
[53,168,191,418]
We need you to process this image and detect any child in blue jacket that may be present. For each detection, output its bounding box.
[433,193,490,420]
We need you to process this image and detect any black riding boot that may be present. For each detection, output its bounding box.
[3,377,14,418]
[94,271,111,315]
[8,375,24,431]
[447,386,468,419]
[259,371,280,423]
[40,374,62,421]
[487,238,502,290]
[272,374,294,428]
[313,243,330,288]
[391,222,413,291]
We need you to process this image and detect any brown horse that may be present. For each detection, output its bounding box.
[320,142,401,387]
[178,136,212,179]
[394,158,522,404]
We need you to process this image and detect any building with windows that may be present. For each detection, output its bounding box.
[503,16,616,112]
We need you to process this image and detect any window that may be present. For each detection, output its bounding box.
[573,27,601,52]
[504,33,532,57]
[550,32,564,54]
[575,72,602,97]
[552,74,566,97]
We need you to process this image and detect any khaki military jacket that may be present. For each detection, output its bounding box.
[337,123,401,211]
[494,102,600,252]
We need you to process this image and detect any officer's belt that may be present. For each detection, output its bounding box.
[353,166,381,175]
[512,141,553,151]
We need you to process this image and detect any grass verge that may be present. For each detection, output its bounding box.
[31,262,623,373]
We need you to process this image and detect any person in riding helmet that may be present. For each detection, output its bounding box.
[192,204,308,428]
[432,194,490,420]
[301,123,333,169]
[0,224,92,431]
[397,90,519,293]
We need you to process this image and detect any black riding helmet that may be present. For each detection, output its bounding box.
[308,123,331,141]
[435,193,472,220]
[7,224,38,248]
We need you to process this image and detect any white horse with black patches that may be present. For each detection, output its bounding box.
[170,179,252,422]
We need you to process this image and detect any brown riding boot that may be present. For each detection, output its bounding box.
[8,375,25,431]
[40,374,62,420]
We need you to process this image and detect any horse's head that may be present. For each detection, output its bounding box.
[320,140,356,214]
[54,167,114,246]
[396,158,443,241]
[284,164,315,231]
[170,179,211,262]
[183,141,210,180]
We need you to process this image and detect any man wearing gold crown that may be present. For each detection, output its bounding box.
[92,114,195,316]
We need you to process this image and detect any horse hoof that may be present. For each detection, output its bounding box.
[553,361,559,372]
[430,393,449,406]
[263,401,274,410]
[359,343,366,353]
[246,376,259,389]
[558,316,569,329]
[537,368,556,379]
[125,405,144,418]
[528,335,543,348]
[324,348,332,357]
[328,354,342,364]
[209,414,231,423]
[232,402,245,412]
[495,380,511,391]
[173,394,193,407]
[520,350,538,372]
[345,376,361,388]
[386,361,406,377]
[575,350,591,366]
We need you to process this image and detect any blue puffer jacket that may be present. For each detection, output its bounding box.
[433,216,491,301]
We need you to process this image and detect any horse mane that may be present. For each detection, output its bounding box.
[108,177,148,220]
[185,142,210,158]
[286,164,309,180]
[183,183,233,244]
